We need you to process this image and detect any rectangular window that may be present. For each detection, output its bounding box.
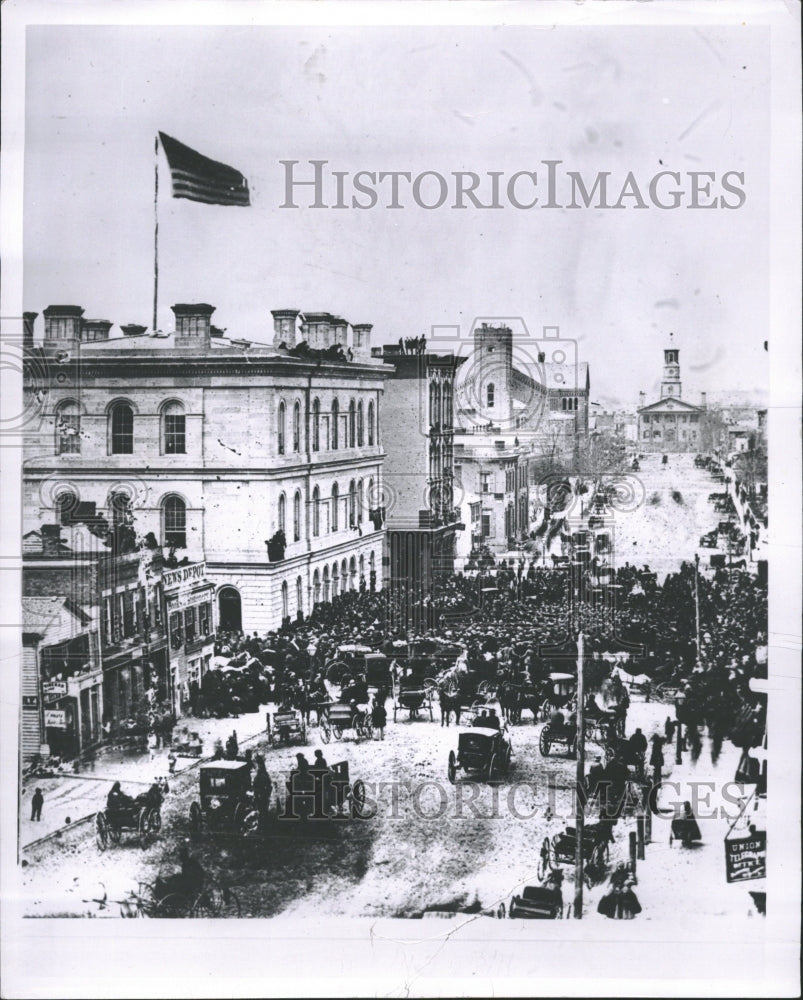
[122,591,135,638]
[480,473,490,493]
[57,414,80,454]
[481,513,491,538]
[198,602,210,637]
[104,597,114,643]
[164,413,186,454]
[152,585,162,626]
[170,611,183,642]
[184,607,196,643]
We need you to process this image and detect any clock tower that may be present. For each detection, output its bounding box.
[660,333,682,399]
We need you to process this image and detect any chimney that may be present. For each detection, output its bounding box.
[171,303,214,351]
[271,309,299,349]
[700,392,707,408]
[81,319,113,343]
[120,323,147,338]
[40,524,63,557]
[330,317,349,350]
[43,305,84,347]
[352,323,373,357]
[301,312,332,350]
[23,312,37,352]
[638,391,646,409]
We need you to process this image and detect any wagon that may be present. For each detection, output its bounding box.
[188,760,259,836]
[538,822,611,880]
[393,675,434,722]
[447,722,512,782]
[538,672,576,720]
[508,882,564,920]
[539,716,578,758]
[95,796,162,852]
[364,652,391,690]
[268,709,307,748]
[319,702,373,743]
[130,876,243,918]
[281,759,367,820]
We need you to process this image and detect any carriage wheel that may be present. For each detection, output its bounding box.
[351,779,366,818]
[423,678,439,696]
[496,902,506,919]
[362,716,374,740]
[192,883,242,918]
[320,719,332,744]
[138,807,154,849]
[189,801,202,833]
[238,807,260,836]
[95,812,108,852]
[486,753,496,781]
[154,893,187,918]
[332,725,343,741]
[503,744,512,774]
[108,823,121,845]
[539,726,551,756]
[447,751,457,784]
[537,837,552,880]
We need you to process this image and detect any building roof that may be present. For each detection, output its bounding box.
[21,596,93,633]
[638,396,702,414]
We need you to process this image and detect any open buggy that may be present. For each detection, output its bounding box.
[268,708,307,748]
[319,702,373,743]
[188,760,259,836]
[393,666,435,722]
[95,785,162,851]
[538,821,612,888]
[447,714,512,782]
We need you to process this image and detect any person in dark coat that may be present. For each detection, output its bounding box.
[586,758,605,800]
[372,699,387,740]
[649,734,665,776]
[30,787,44,821]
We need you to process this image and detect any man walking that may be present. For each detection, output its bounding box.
[30,787,44,822]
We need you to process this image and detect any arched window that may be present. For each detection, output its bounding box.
[322,566,330,601]
[296,576,303,617]
[368,400,375,446]
[281,580,289,621]
[357,401,364,446]
[312,485,320,536]
[349,479,357,527]
[293,490,302,541]
[370,550,376,578]
[348,399,356,447]
[486,383,495,408]
[332,563,339,598]
[331,399,339,449]
[162,495,186,548]
[443,383,452,428]
[349,556,357,590]
[359,553,365,583]
[278,492,286,535]
[162,400,186,454]
[313,569,321,605]
[293,400,301,452]
[342,558,349,590]
[56,400,80,455]
[109,401,134,454]
[357,479,364,523]
[368,477,375,517]
[277,400,286,455]
[312,398,320,451]
[331,483,339,531]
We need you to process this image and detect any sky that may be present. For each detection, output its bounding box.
[23,22,770,406]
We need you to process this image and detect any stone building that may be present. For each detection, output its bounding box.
[22,303,386,641]
[371,344,466,594]
[453,437,529,557]
[637,338,706,452]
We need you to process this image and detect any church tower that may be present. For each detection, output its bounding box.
[660,333,682,400]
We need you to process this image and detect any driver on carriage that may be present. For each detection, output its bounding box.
[106,781,136,820]
[472,707,501,731]
[154,844,206,903]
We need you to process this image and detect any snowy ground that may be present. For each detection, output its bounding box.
[21,695,764,922]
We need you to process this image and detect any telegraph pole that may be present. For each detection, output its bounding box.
[574,630,585,918]
[693,552,701,664]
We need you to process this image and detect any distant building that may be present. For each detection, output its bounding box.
[453,437,529,556]
[637,338,705,452]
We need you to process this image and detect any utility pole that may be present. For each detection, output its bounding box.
[573,631,585,918]
[693,552,701,664]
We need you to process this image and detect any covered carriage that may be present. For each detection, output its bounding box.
[188,760,259,836]
[319,701,373,743]
[447,718,512,782]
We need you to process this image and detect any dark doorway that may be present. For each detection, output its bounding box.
[218,586,242,632]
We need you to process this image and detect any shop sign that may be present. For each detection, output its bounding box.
[44,709,68,729]
[22,695,39,709]
[725,832,766,883]
[163,562,207,590]
[43,680,67,700]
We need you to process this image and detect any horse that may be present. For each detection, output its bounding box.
[439,688,463,727]
[498,681,522,725]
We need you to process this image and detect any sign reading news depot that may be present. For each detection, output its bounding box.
[163,562,212,612]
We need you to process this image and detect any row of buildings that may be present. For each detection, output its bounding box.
[20,305,590,763]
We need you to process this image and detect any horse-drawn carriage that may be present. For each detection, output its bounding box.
[604,735,646,780]
[319,701,373,743]
[538,821,612,886]
[539,715,578,758]
[393,672,434,722]
[95,785,162,851]
[508,875,566,919]
[282,759,367,820]
[538,672,576,721]
[188,760,260,836]
[268,708,307,748]
[447,715,512,782]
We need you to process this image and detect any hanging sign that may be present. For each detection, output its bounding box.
[725,832,766,883]
[44,709,68,729]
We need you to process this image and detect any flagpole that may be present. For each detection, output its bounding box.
[153,135,159,332]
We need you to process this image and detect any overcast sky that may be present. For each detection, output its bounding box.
[24,23,769,405]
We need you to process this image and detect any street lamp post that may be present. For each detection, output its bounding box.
[573,631,585,918]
